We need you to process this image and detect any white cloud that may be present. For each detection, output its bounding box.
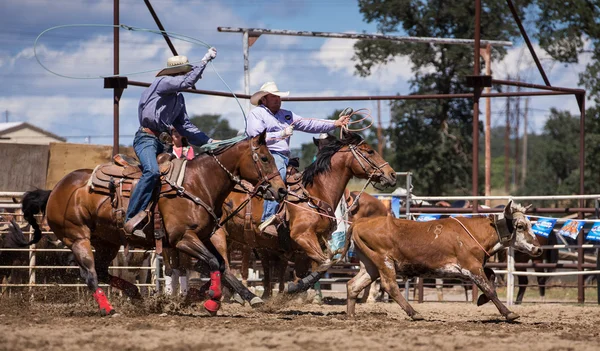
[313,37,414,87]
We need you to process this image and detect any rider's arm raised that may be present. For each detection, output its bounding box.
[155,64,207,94]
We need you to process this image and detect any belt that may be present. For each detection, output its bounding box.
[141,127,161,137]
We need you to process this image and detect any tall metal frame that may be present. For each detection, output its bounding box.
[109,0,588,303]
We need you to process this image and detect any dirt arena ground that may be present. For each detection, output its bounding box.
[1,291,599,351]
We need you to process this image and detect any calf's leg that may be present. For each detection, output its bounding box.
[347,254,379,317]
[379,265,423,321]
[470,267,519,321]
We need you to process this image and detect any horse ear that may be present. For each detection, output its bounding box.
[504,200,513,217]
[313,137,320,147]
[258,129,267,145]
[525,204,533,211]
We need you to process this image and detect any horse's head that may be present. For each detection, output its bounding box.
[239,130,287,202]
[504,200,542,257]
[341,131,397,188]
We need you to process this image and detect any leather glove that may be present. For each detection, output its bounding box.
[280,126,294,138]
[202,47,217,63]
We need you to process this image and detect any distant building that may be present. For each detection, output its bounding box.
[0,122,66,145]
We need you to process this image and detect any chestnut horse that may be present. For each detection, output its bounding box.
[21,132,286,316]
[210,132,397,303]
[346,201,542,321]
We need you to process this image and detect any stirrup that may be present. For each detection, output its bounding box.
[258,215,276,232]
[130,229,146,239]
[124,211,148,234]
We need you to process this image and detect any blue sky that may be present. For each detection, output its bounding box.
[0,0,591,148]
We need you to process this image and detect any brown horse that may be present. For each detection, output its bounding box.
[21,131,286,316]
[346,201,542,321]
[210,132,397,303]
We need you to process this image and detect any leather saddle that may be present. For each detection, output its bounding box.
[227,157,336,248]
[88,153,188,232]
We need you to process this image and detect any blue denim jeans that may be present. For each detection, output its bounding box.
[125,129,165,222]
[262,152,288,222]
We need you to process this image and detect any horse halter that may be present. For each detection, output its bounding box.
[492,212,518,245]
[348,141,389,180]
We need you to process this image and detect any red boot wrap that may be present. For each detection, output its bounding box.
[207,271,222,300]
[93,288,115,316]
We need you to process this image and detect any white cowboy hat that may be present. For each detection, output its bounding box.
[156,55,192,77]
[250,82,290,106]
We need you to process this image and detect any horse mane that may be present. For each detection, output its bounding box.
[302,132,363,186]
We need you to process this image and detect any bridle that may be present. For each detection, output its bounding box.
[346,141,389,212]
[210,139,281,198]
[348,141,389,180]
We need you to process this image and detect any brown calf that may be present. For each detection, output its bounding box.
[346,201,542,321]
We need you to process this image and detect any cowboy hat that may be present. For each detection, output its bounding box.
[250,82,290,106]
[156,55,192,77]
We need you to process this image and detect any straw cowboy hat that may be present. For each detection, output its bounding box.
[250,82,290,106]
[156,55,192,77]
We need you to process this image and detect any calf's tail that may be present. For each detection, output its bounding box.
[21,189,52,245]
[340,222,355,260]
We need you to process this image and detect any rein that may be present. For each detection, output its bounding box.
[166,139,278,227]
[211,140,280,226]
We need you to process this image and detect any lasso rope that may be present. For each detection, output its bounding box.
[34,24,376,150]
[33,23,248,143]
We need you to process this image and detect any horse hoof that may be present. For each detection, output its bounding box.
[477,294,490,306]
[249,297,264,307]
[411,313,424,321]
[203,299,221,316]
[232,293,245,306]
[506,312,520,321]
[286,283,298,294]
[99,308,116,317]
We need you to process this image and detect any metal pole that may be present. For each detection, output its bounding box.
[377,100,383,155]
[127,80,573,100]
[521,98,528,187]
[243,31,251,113]
[482,44,492,207]
[143,0,178,56]
[112,0,120,156]
[578,93,586,304]
[505,84,511,193]
[507,247,515,306]
[506,0,551,86]
[405,172,412,220]
[217,27,513,47]
[405,171,412,300]
[596,247,600,305]
[471,0,482,302]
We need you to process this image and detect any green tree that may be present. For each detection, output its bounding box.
[354,0,529,195]
[517,108,600,206]
[535,1,600,103]
[189,114,238,140]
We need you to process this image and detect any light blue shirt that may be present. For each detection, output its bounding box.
[246,105,336,155]
[138,64,212,146]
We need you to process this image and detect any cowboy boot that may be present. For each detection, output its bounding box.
[124,211,148,239]
[258,214,281,236]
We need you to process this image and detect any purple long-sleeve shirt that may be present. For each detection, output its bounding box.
[246,105,336,155]
[138,64,212,146]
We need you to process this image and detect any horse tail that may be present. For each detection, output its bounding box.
[21,189,51,245]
